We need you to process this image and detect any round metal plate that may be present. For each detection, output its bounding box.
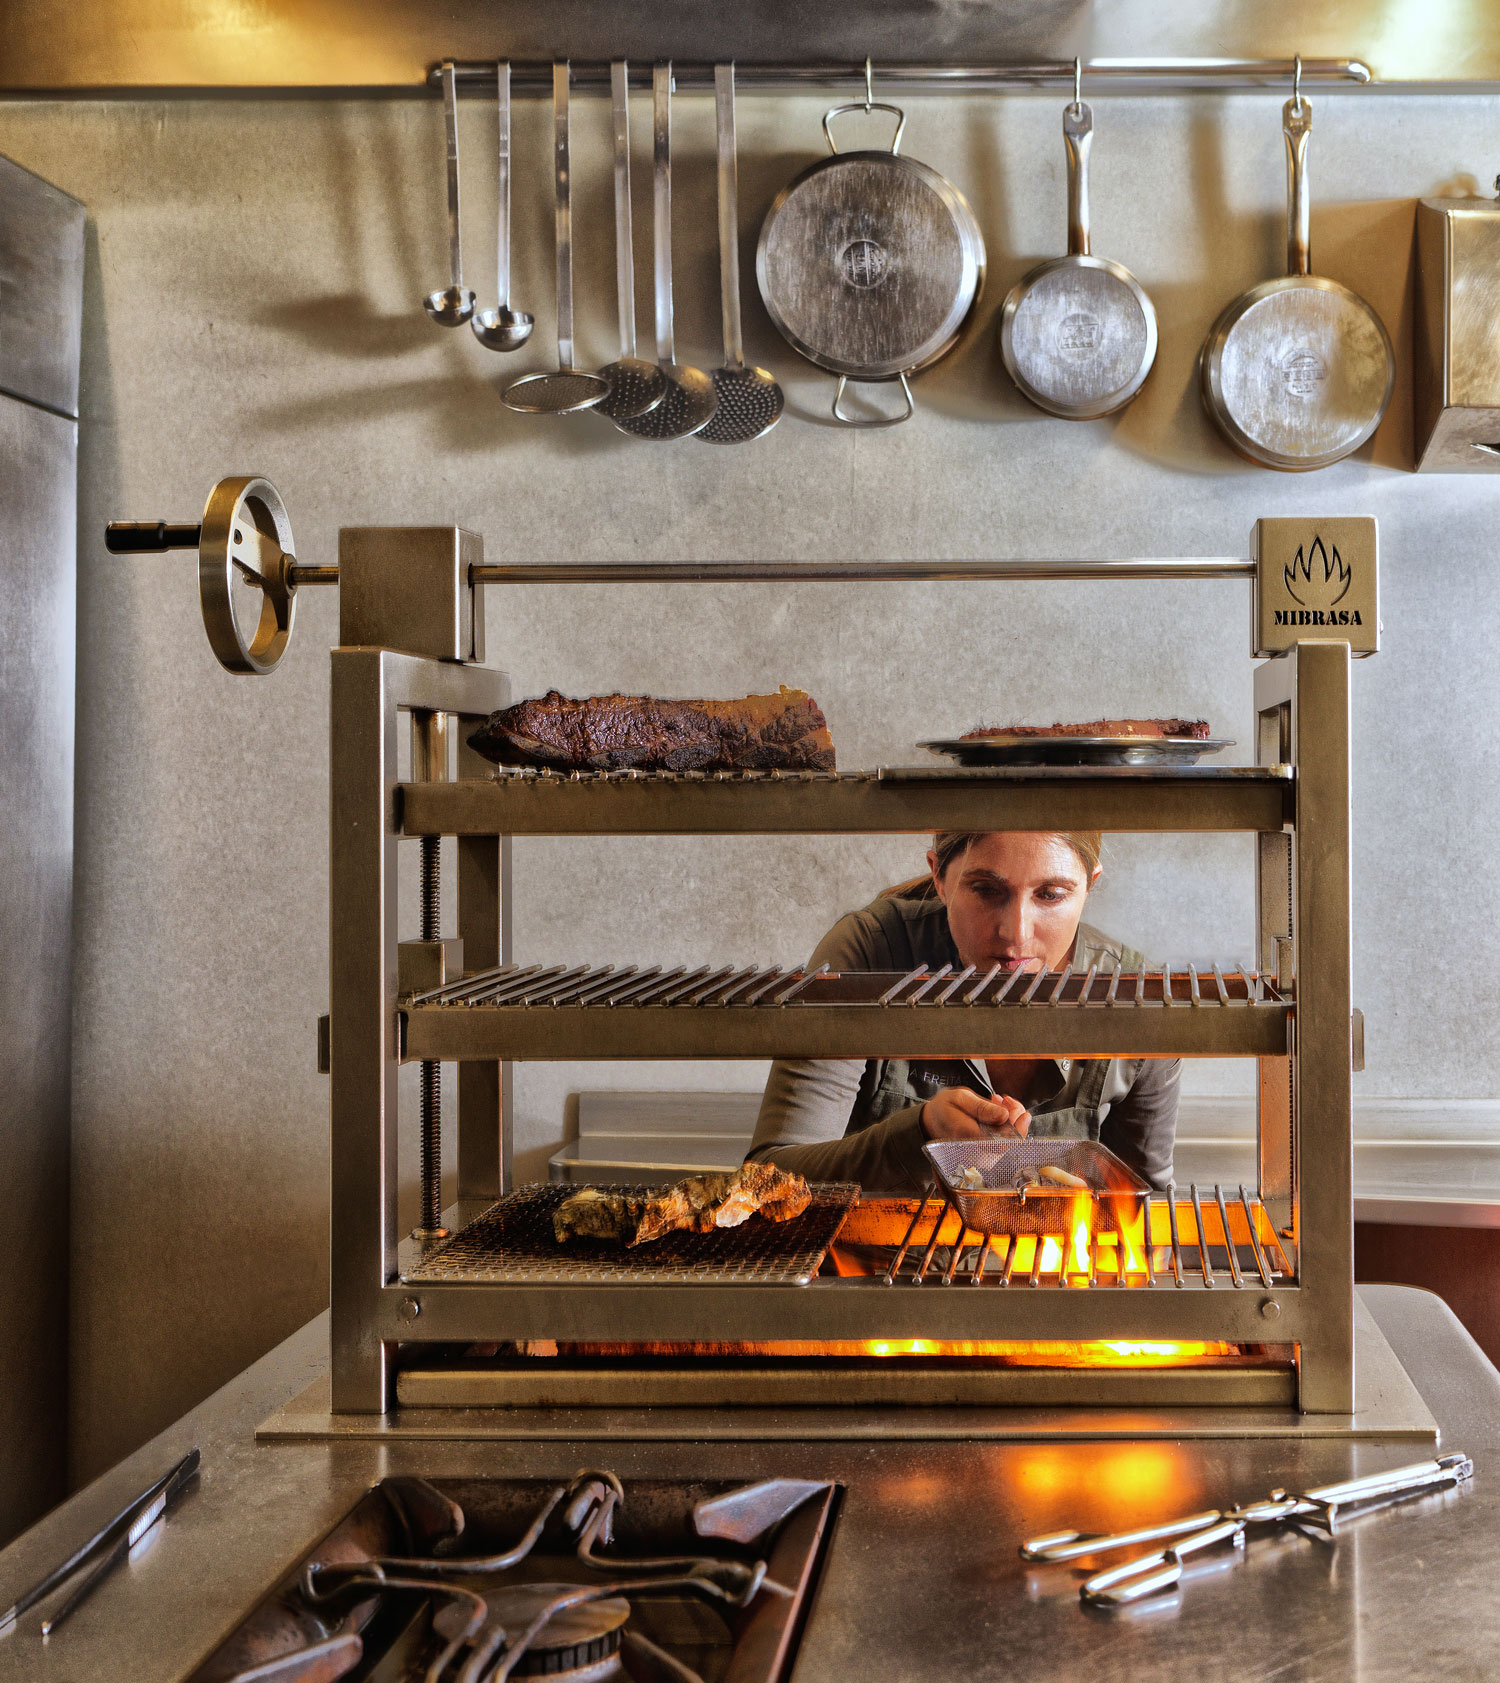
[920,736,1235,767]
[999,256,1157,419]
[757,151,985,379]
[1201,276,1394,471]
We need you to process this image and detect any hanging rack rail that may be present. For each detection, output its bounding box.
[428,58,1373,95]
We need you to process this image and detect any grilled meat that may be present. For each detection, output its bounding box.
[963,717,1210,740]
[467,687,836,773]
[552,1188,648,1245]
[553,1164,813,1247]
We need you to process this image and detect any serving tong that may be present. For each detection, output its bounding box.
[1022,1453,1473,1607]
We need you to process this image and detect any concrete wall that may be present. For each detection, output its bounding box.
[0,87,1495,1482]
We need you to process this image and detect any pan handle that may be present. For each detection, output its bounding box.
[1283,96,1312,277]
[832,371,914,428]
[822,101,907,156]
[1063,99,1093,258]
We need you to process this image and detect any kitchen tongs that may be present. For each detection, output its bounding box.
[1021,1452,1472,1607]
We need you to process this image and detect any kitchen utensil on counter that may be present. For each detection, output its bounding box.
[756,61,985,427]
[596,61,668,421]
[699,63,784,444]
[1023,1453,1473,1608]
[471,62,534,352]
[616,64,719,439]
[1,1448,200,1636]
[1201,61,1393,470]
[921,733,1234,767]
[503,63,612,415]
[424,61,476,326]
[999,62,1157,418]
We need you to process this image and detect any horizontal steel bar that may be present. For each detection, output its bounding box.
[403,1000,1289,1061]
[399,769,1293,837]
[467,557,1255,582]
[378,1278,1308,1344]
[433,59,1372,95]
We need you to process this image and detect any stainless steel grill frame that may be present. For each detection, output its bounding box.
[325,625,1357,1420]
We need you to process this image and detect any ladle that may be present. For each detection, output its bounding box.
[616,65,718,440]
[471,62,534,352]
[596,61,668,420]
[503,63,613,414]
[699,63,784,443]
[424,60,476,326]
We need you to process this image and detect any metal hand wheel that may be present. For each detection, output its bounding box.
[106,475,302,674]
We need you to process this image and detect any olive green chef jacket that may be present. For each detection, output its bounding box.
[746,892,1180,1193]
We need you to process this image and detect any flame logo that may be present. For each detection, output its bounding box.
[1283,535,1351,608]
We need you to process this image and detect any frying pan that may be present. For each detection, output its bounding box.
[757,70,985,428]
[1201,87,1393,471]
[999,82,1157,420]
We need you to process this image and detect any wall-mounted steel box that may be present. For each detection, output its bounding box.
[1414,191,1500,472]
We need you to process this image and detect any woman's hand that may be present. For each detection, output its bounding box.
[920,1087,1032,1142]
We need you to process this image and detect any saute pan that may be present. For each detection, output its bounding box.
[757,68,985,427]
[999,70,1157,419]
[1201,79,1393,471]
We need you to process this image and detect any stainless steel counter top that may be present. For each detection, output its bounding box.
[0,1284,1492,1682]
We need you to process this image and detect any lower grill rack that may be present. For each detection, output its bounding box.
[871,1184,1293,1288]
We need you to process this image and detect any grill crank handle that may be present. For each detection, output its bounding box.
[103,476,334,676]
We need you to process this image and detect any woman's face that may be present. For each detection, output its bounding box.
[929,833,1098,974]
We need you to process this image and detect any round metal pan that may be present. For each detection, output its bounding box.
[999,93,1157,419]
[921,735,1234,768]
[1201,93,1393,471]
[757,93,985,427]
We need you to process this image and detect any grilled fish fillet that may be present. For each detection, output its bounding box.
[467,687,836,773]
[554,1164,812,1247]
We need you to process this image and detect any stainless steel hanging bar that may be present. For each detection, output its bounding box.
[1215,1184,1245,1288]
[935,964,977,1005]
[907,963,954,1006]
[1240,1186,1274,1288]
[1166,1184,1185,1287]
[883,1190,936,1286]
[432,59,1373,96]
[468,556,1256,583]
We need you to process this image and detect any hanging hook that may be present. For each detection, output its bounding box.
[1072,56,1083,111]
[1292,53,1304,113]
[864,56,874,111]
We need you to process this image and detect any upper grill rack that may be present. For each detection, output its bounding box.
[411,960,1282,1010]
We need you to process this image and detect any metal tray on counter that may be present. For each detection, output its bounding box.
[923,1139,1148,1236]
[920,735,1234,767]
[403,1181,860,1285]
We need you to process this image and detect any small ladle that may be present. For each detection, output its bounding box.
[424,61,476,326]
[472,62,534,352]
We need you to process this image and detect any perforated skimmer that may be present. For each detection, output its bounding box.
[698,64,784,444]
[615,63,719,440]
[503,63,612,416]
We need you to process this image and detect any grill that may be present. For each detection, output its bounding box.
[107,479,1418,1436]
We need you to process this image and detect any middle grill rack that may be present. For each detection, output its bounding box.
[403,961,1292,1061]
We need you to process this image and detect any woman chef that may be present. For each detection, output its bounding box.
[746,830,1178,1193]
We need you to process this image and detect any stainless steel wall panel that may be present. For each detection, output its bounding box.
[0,393,77,1543]
[0,155,84,416]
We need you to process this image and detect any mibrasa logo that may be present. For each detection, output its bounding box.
[1283,535,1352,608]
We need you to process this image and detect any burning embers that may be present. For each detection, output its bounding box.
[189,1470,837,1683]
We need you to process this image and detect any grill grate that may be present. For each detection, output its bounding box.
[878,1183,1293,1288]
[411,960,1281,1010]
[403,1181,860,1285]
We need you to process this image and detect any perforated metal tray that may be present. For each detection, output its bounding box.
[923,1139,1148,1236]
[403,1181,860,1285]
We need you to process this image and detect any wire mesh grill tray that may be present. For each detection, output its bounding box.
[923,1139,1149,1236]
[403,1181,860,1285]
